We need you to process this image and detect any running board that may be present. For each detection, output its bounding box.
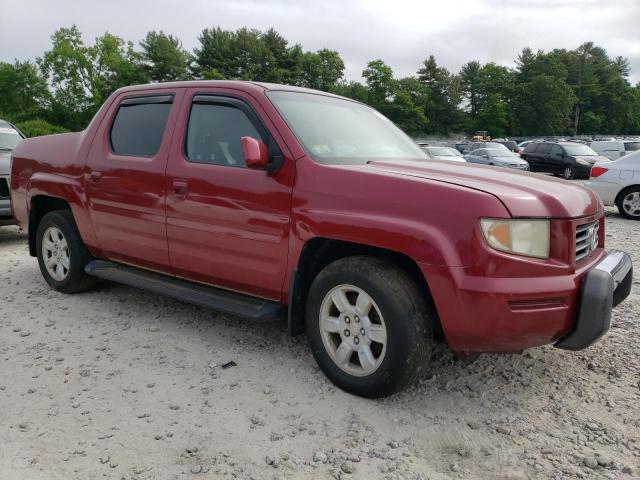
[84,260,285,322]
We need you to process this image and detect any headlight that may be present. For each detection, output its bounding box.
[575,158,590,165]
[480,219,550,258]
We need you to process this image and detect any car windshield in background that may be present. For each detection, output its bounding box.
[625,142,640,151]
[428,147,456,156]
[266,91,427,164]
[563,144,598,156]
[486,148,514,157]
[499,141,518,150]
[0,127,22,150]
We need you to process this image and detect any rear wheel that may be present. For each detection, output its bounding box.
[616,187,640,220]
[306,256,433,398]
[36,210,96,293]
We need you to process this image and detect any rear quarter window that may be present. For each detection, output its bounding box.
[524,143,538,153]
[110,97,173,157]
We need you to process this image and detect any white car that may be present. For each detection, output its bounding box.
[421,146,466,162]
[590,140,640,161]
[586,150,640,219]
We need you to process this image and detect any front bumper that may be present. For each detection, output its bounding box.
[555,250,633,350]
[0,197,14,225]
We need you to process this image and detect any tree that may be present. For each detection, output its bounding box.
[417,56,463,134]
[0,60,49,121]
[299,49,345,91]
[140,31,191,82]
[360,60,428,134]
[38,25,95,128]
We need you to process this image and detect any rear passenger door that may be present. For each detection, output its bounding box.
[164,90,295,301]
[549,145,565,174]
[535,143,552,172]
[85,90,183,273]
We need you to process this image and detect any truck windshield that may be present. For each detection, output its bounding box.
[0,127,22,151]
[266,91,427,164]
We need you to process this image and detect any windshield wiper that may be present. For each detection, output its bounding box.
[0,147,13,151]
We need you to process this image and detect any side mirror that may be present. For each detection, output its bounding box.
[241,136,269,169]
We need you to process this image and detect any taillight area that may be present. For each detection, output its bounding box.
[590,166,608,178]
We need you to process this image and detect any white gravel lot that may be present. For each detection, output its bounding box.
[0,203,638,480]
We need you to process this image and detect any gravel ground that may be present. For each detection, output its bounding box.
[0,204,638,480]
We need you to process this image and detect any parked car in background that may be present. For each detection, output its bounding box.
[586,151,640,220]
[9,80,633,397]
[522,141,609,179]
[464,148,529,170]
[422,145,466,162]
[0,120,25,225]
[493,139,520,155]
[462,141,510,154]
[590,140,640,161]
[445,141,468,153]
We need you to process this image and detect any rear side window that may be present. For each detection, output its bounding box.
[110,95,173,157]
[524,143,538,153]
[185,100,262,167]
[537,143,552,154]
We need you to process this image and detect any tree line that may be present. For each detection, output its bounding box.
[1,25,639,138]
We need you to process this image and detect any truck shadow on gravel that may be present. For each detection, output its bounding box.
[0,226,27,244]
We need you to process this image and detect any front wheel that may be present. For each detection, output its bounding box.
[306,256,433,398]
[562,165,575,180]
[36,210,96,293]
[616,187,640,220]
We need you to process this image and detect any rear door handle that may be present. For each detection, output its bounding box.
[172,179,188,198]
[89,171,102,182]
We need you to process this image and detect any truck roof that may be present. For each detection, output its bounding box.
[113,80,349,100]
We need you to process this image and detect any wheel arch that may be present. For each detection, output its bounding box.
[614,184,640,206]
[287,237,441,338]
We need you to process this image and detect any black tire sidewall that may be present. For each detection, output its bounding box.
[36,210,93,292]
[306,258,431,398]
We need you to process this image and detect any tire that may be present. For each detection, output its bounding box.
[306,256,433,398]
[616,186,640,220]
[562,165,575,180]
[36,210,96,293]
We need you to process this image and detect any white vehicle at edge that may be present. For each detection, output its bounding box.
[586,150,640,220]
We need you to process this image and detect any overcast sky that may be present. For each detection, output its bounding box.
[1,0,639,84]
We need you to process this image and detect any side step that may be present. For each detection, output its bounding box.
[85,260,285,322]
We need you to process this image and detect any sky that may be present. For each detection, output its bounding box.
[1,0,639,84]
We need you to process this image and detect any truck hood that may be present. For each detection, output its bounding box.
[0,150,10,175]
[367,159,602,218]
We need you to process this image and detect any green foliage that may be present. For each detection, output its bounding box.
[140,31,191,82]
[15,119,69,138]
[0,24,637,137]
[0,60,49,122]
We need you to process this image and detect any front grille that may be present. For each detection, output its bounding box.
[575,221,598,262]
[0,177,9,198]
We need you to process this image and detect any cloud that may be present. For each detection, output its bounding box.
[0,0,638,83]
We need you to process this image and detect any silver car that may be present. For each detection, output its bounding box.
[421,146,466,162]
[586,150,640,220]
[0,120,25,225]
[463,148,529,171]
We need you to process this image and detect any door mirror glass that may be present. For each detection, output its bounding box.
[241,136,269,169]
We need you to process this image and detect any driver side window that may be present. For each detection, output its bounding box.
[185,102,262,167]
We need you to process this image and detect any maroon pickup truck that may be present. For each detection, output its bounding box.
[10,81,633,397]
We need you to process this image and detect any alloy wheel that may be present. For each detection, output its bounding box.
[42,226,70,281]
[319,284,387,376]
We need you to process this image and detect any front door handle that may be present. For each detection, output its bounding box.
[89,171,102,182]
[172,179,188,198]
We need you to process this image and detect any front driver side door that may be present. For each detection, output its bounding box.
[165,90,295,301]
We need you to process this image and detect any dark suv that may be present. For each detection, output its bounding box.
[522,141,610,179]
